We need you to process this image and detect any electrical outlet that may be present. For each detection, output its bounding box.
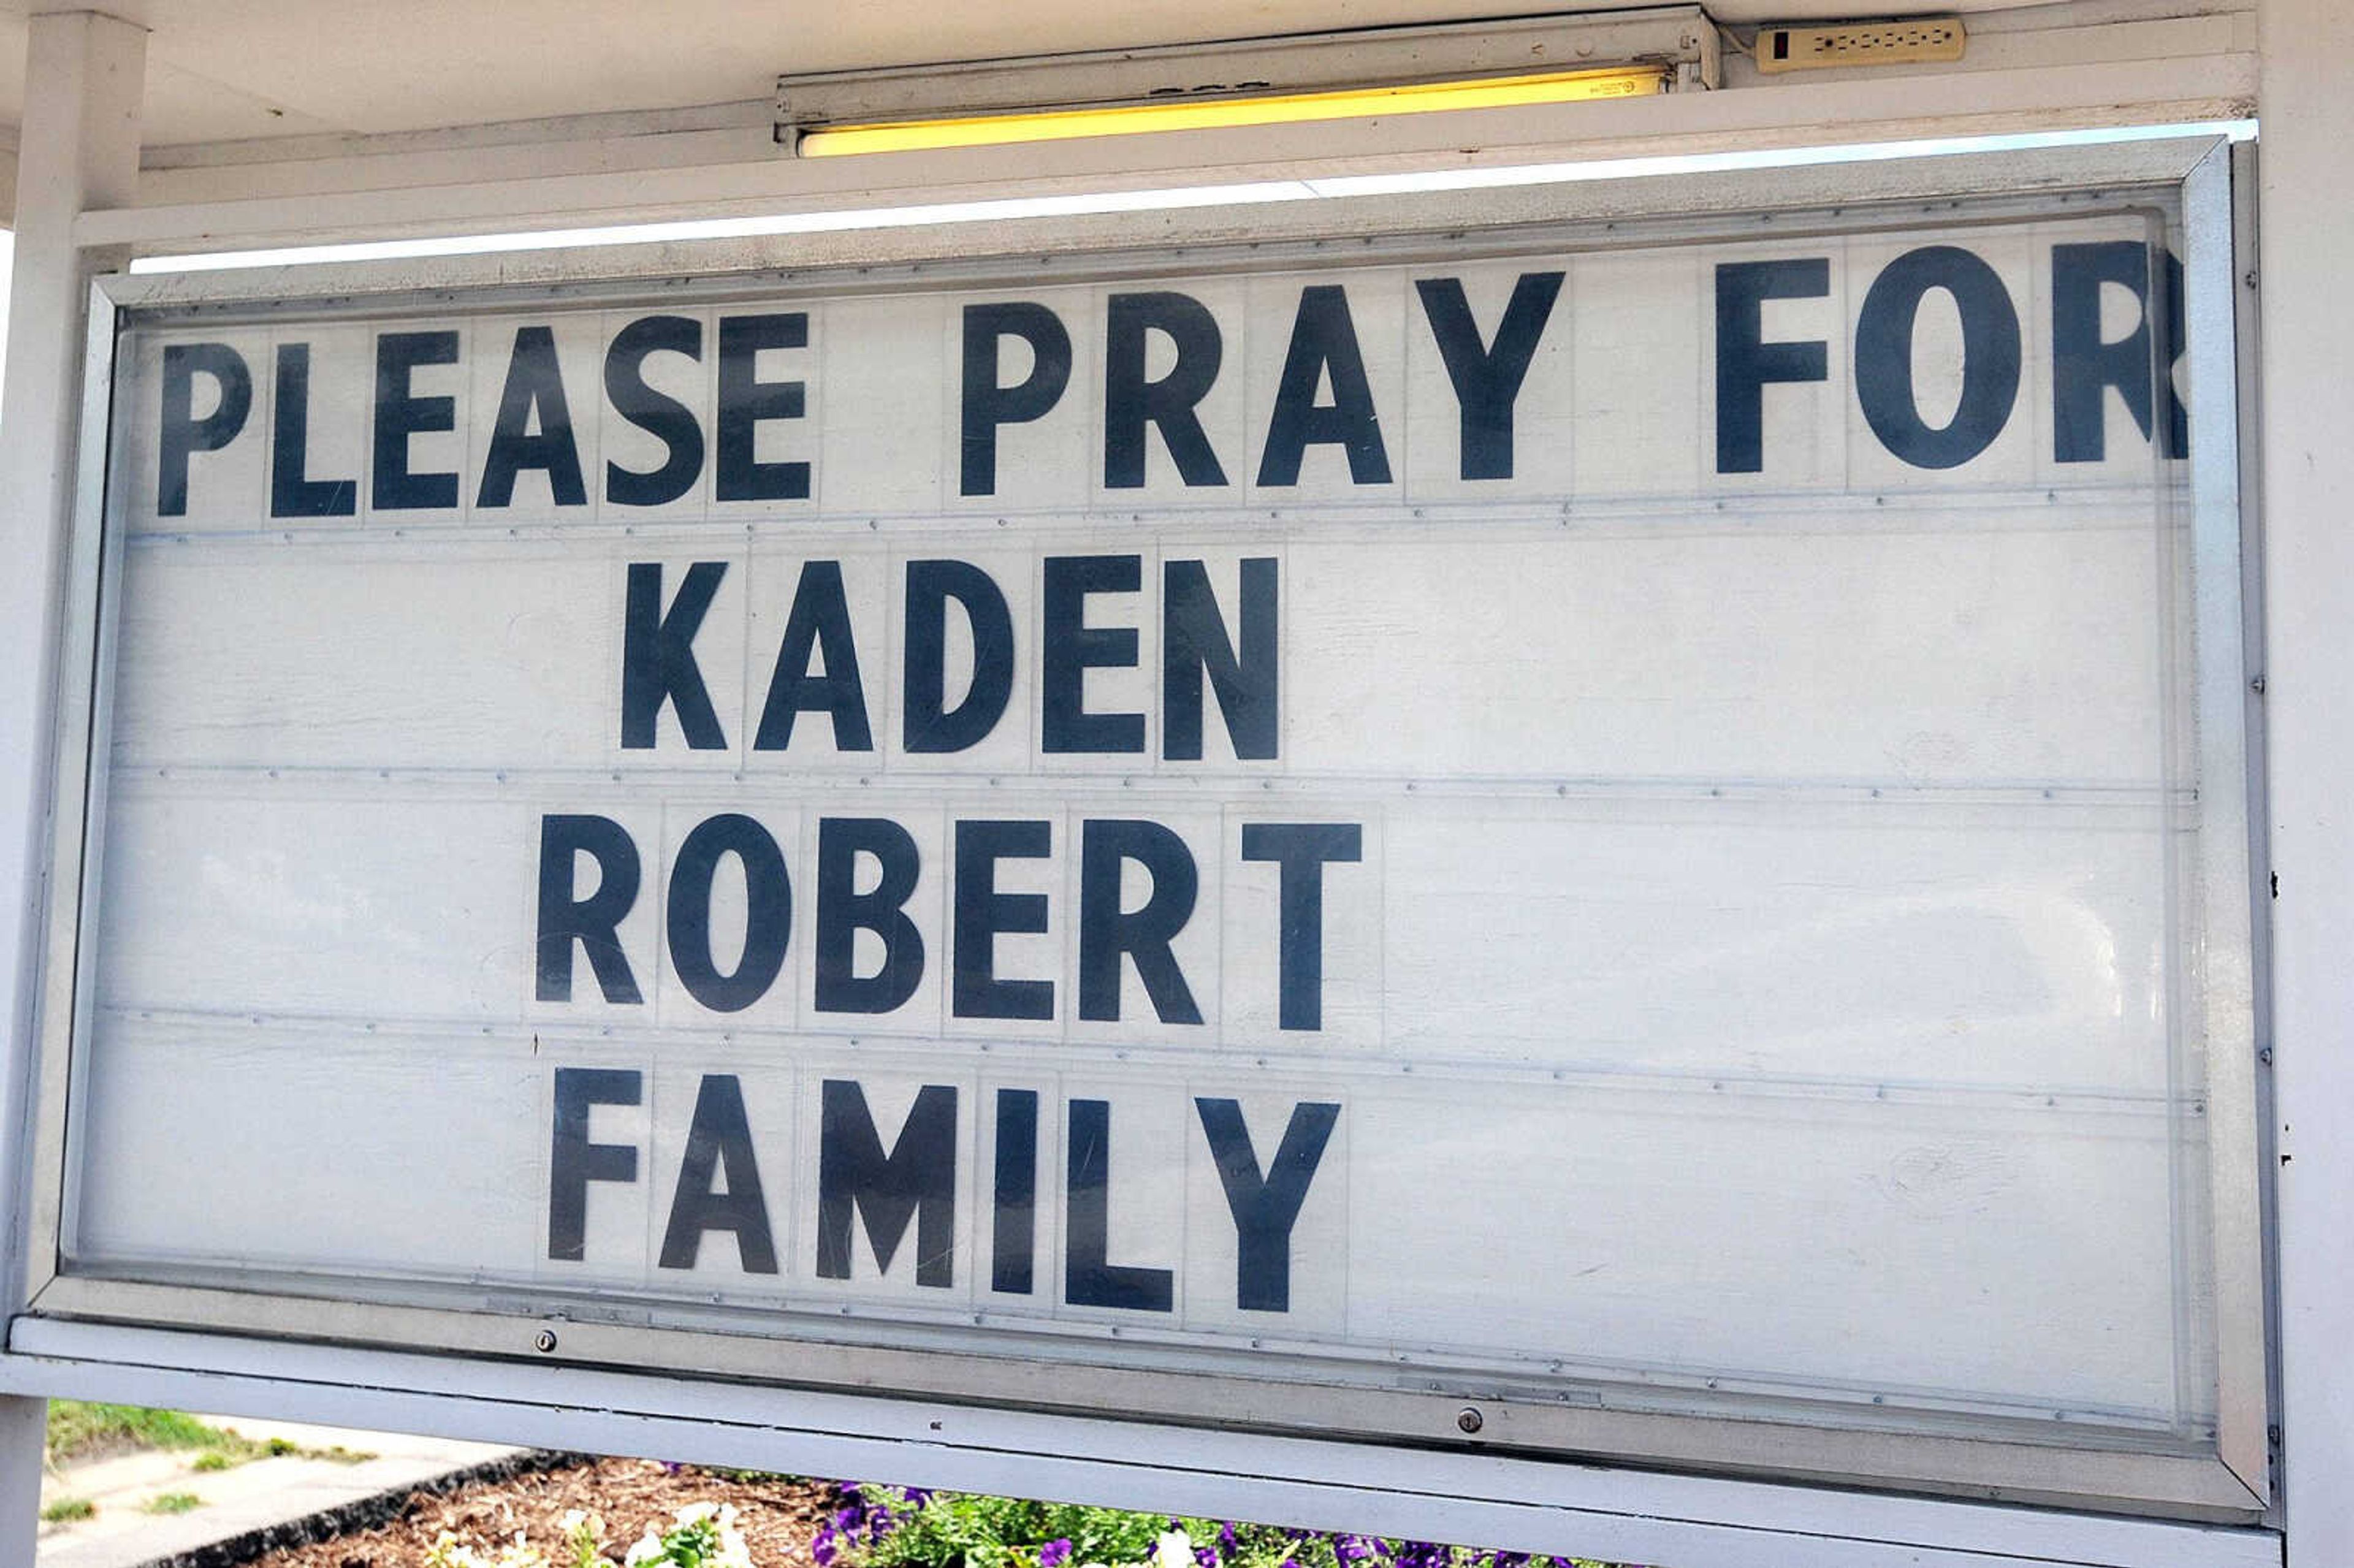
[1753,17,1965,73]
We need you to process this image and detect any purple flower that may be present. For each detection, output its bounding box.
[813,1528,840,1567]
[1195,1548,1218,1568]
[1040,1539,1075,1568]
[904,1489,934,1509]
[1217,1524,1239,1559]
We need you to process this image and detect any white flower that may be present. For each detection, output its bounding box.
[1154,1531,1195,1568]
[425,1537,498,1568]
[623,1532,668,1566]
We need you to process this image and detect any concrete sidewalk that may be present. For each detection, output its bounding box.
[37,1414,516,1568]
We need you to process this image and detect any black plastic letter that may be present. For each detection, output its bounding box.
[1257,286,1392,487]
[535,814,643,1004]
[814,816,926,1015]
[1240,823,1362,1032]
[657,1074,779,1273]
[548,1066,641,1260]
[716,313,810,501]
[903,560,1015,753]
[1414,272,1563,481]
[753,560,872,752]
[157,343,251,517]
[2051,241,2187,463]
[1042,554,1145,755]
[270,344,357,517]
[961,302,1070,496]
[372,330,460,509]
[1078,819,1202,1025]
[1853,246,2021,470]
[1104,292,1228,489]
[604,314,706,506]
[1064,1098,1173,1311]
[992,1087,1038,1295]
[1714,259,1829,474]
[1162,557,1276,762]
[816,1080,957,1287]
[621,561,729,751]
[666,813,792,1013]
[1194,1098,1340,1311]
[951,820,1054,1021]
[478,325,588,508]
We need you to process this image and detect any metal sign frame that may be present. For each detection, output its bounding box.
[0,134,2279,1568]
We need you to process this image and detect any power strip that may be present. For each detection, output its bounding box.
[1753,17,1966,72]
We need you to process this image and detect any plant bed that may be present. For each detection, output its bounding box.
[224,1455,828,1567]
[225,1467,1630,1568]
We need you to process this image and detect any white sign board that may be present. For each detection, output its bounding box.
[37,182,2264,1519]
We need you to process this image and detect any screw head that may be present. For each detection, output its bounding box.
[1456,1407,1484,1435]
[535,1330,559,1353]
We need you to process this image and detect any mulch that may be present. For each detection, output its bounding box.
[217,1455,834,1568]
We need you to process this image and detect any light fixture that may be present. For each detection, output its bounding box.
[796,66,1670,159]
[779,8,1714,158]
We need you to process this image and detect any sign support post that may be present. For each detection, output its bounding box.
[0,9,147,1555]
[2258,0,2354,1561]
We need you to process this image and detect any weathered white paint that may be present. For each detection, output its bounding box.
[82,44,2259,256]
[0,1320,2290,1568]
[2257,0,2354,1561]
[0,10,147,1564]
[0,1,2249,176]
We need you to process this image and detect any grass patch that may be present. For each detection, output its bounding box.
[143,1491,204,1516]
[47,1402,258,1466]
[39,1498,94,1523]
[47,1399,384,1479]
[309,1443,378,1464]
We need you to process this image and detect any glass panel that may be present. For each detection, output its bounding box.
[64,194,2228,1458]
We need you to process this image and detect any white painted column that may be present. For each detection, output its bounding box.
[2258,0,2354,1562]
[0,7,146,1551]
